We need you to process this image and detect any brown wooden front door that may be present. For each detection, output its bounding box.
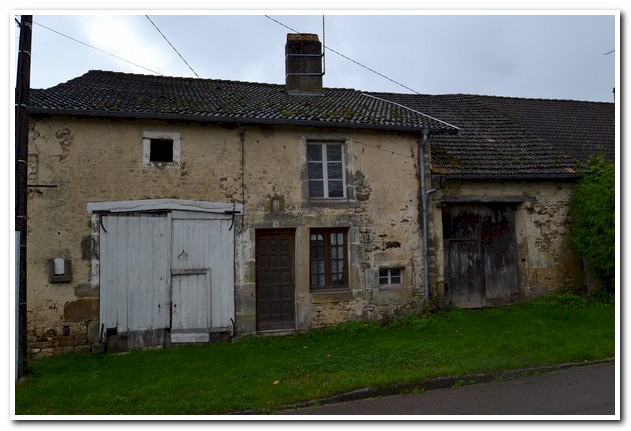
[255,230,295,331]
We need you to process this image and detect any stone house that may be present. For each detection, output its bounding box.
[23,34,614,358]
[24,34,458,357]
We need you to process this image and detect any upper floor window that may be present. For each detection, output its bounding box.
[143,131,180,168]
[307,142,346,198]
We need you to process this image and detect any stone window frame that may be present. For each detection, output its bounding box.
[309,227,349,291]
[142,131,181,168]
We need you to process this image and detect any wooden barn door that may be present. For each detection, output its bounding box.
[442,204,519,308]
[446,239,485,308]
[481,206,519,305]
[255,230,295,331]
[99,213,171,334]
[99,208,236,346]
[170,212,235,343]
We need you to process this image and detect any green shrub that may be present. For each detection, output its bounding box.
[569,155,615,292]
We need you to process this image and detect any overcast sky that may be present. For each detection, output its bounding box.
[15,12,616,103]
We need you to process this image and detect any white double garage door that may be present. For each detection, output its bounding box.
[89,200,242,346]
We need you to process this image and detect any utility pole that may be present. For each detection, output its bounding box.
[16,14,32,380]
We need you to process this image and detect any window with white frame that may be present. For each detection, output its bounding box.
[307,142,346,198]
[143,131,180,167]
[379,268,403,285]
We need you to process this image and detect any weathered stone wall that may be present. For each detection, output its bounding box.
[26,117,424,357]
[429,179,584,302]
[231,128,423,332]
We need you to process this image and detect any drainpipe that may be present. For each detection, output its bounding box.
[419,130,430,303]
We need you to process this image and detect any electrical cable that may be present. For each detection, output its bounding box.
[32,16,424,161]
[264,15,422,95]
[145,15,200,78]
[33,20,164,76]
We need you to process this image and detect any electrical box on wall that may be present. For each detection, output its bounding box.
[48,258,72,283]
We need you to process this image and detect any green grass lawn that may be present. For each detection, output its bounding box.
[14,295,615,415]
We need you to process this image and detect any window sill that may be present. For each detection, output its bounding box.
[378,284,404,289]
[304,199,360,209]
[311,289,352,303]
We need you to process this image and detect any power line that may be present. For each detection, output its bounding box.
[33,20,163,76]
[145,15,200,78]
[264,15,422,95]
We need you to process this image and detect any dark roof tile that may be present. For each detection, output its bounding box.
[28,70,456,133]
[28,71,615,179]
[369,92,614,178]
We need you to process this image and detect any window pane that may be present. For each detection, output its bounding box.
[379,276,389,285]
[391,269,401,277]
[326,144,342,161]
[327,162,343,179]
[391,275,401,284]
[308,162,323,180]
[309,180,324,197]
[311,274,324,288]
[379,270,388,278]
[336,232,344,245]
[311,233,324,242]
[328,180,344,197]
[307,144,322,161]
[332,274,344,286]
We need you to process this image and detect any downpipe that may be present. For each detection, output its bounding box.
[419,131,430,303]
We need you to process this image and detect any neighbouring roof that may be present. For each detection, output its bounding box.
[369,92,615,179]
[28,70,457,134]
[480,96,615,163]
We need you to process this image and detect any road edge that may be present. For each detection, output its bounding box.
[234,357,616,414]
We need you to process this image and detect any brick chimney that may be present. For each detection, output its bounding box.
[285,33,323,95]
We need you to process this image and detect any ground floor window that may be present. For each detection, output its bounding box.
[310,228,348,290]
[379,268,403,285]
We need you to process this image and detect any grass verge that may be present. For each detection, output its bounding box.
[14,295,615,415]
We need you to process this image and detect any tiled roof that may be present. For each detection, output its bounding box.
[480,96,615,163]
[29,70,614,179]
[369,92,614,178]
[28,70,456,134]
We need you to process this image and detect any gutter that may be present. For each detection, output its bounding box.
[436,173,582,181]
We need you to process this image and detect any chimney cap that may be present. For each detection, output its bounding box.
[287,33,320,42]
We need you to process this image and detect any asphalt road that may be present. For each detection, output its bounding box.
[280,362,616,416]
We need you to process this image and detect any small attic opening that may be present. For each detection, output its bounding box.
[142,131,181,168]
[149,138,174,163]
